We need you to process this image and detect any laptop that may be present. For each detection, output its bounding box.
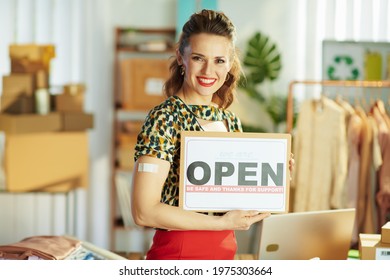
[254,208,356,260]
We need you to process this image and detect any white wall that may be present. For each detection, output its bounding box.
[111,0,176,28]
[220,0,303,130]
[221,0,390,129]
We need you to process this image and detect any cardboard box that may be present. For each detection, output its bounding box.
[9,44,55,61]
[0,113,61,134]
[117,121,143,170]
[382,222,390,244]
[0,113,93,133]
[0,95,34,114]
[11,58,48,74]
[2,74,36,97]
[121,120,143,134]
[3,132,89,192]
[54,93,84,112]
[117,134,137,170]
[9,44,55,72]
[359,233,390,260]
[63,84,86,96]
[62,112,94,131]
[120,58,168,111]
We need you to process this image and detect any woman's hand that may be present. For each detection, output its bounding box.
[289,153,295,180]
[221,210,271,230]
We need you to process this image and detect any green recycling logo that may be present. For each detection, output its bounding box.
[327,55,359,80]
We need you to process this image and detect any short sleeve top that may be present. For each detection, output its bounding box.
[134,95,243,206]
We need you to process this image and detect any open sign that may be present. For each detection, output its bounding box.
[179,131,291,213]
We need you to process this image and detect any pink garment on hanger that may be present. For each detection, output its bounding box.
[345,113,363,209]
[355,107,373,234]
[366,115,382,234]
[373,105,390,227]
[345,113,363,243]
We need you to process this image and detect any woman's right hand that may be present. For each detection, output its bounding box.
[221,210,271,230]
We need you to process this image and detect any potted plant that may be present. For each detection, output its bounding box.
[239,31,296,132]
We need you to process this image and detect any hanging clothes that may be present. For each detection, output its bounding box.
[292,97,348,212]
[355,107,373,234]
[337,98,362,211]
[372,101,390,228]
[344,110,363,243]
[365,115,382,234]
[289,81,390,241]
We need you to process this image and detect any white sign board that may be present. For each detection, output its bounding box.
[179,131,291,213]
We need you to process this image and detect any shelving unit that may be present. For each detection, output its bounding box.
[110,27,176,252]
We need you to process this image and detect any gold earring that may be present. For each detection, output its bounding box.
[225,72,230,81]
[180,66,185,75]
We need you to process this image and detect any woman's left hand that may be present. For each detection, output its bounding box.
[289,153,295,180]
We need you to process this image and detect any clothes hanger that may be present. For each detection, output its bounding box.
[387,95,390,114]
[369,88,375,108]
[353,87,367,116]
[361,87,370,113]
[334,86,352,115]
[376,99,386,115]
[335,87,342,103]
[311,88,325,112]
[353,87,360,108]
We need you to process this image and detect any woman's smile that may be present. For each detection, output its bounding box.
[197,76,217,87]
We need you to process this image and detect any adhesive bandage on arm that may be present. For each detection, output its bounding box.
[137,163,159,173]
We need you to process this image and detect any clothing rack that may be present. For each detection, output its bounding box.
[287,79,390,239]
[286,80,390,133]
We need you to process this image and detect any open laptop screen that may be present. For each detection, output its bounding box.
[255,208,356,260]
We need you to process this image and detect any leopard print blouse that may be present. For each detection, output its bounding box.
[134,95,243,206]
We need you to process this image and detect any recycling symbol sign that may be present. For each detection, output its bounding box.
[327,55,360,80]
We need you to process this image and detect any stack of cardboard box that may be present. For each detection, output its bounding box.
[359,222,390,260]
[1,44,54,115]
[0,44,93,193]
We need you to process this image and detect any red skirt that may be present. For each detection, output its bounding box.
[146,230,237,260]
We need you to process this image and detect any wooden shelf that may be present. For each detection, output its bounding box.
[110,26,176,252]
[116,109,148,121]
[115,27,176,53]
[116,46,175,53]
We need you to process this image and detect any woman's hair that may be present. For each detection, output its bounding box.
[163,9,242,109]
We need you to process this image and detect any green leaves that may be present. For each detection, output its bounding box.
[242,32,282,83]
[238,31,292,132]
[239,76,266,103]
[265,94,287,126]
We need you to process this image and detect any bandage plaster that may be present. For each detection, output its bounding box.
[137,163,159,173]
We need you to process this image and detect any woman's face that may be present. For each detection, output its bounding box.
[179,33,232,103]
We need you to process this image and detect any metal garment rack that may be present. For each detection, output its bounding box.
[286,80,390,133]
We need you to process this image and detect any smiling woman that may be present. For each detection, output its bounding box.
[163,9,242,110]
[131,9,271,260]
[177,33,233,103]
